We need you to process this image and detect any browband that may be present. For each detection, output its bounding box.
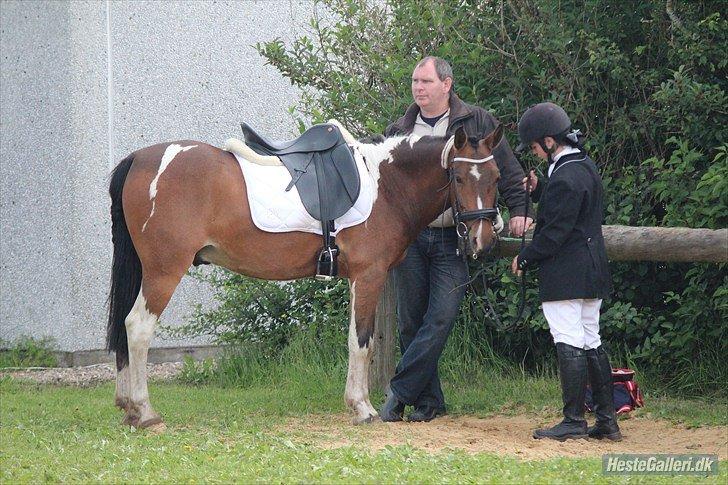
[452,155,495,164]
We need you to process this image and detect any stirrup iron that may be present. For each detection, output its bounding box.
[315,246,339,281]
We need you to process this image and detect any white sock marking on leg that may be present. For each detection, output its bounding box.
[125,286,159,420]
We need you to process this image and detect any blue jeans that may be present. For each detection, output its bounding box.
[390,227,468,408]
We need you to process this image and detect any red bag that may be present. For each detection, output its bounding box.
[585,367,644,414]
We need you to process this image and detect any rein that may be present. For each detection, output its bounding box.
[514,176,531,326]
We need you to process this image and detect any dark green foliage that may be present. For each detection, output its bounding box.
[166,269,350,359]
[178,0,725,395]
[257,0,728,395]
[0,336,58,368]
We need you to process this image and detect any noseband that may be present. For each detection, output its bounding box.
[448,155,501,259]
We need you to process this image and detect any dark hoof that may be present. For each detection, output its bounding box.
[353,414,378,425]
[139,415,164,429]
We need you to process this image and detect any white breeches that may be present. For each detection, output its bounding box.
[542,299,603,350]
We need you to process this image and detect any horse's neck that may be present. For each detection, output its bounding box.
[370,137,450,234]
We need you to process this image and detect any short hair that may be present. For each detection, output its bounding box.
[415,56,454,83]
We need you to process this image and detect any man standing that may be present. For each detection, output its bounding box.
[380,57,532,422]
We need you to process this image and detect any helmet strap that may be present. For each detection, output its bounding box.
[537,139,556,164]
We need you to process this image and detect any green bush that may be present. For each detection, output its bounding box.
[0,336,58,368]
[166,269,349,358]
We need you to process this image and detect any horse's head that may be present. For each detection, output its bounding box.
[444,125,503,258]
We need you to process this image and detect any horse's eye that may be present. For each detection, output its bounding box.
[455,175,464,184]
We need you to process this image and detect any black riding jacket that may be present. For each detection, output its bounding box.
[517,151,612,302]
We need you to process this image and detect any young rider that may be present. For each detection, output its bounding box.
[512,102,622,441]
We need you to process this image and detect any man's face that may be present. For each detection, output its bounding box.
[411,61,451,112]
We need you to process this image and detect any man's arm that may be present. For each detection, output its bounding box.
[494,137,531,217]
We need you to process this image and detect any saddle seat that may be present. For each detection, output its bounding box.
[239,121,361,280]
[241,122,345,155]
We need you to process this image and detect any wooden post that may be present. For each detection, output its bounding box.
[369,271,397,393]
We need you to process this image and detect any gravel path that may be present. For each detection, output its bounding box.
[0,362,183,386]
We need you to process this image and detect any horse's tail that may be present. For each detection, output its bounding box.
[107,153,141,369]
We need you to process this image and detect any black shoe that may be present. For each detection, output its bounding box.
[587,423,623,441]
[534,343,588,441]
[407,405,446,422]
[380,392,405,422]
[533,419,588,441]
[586,346,622,441]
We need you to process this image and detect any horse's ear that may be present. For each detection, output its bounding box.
[482,124,503,150]
[454,126,467,150]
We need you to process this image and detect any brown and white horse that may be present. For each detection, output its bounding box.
[107,123,503,428]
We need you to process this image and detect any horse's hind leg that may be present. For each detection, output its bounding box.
[115,354,131,412]
[345,268,386,424]
[123,271,184,429]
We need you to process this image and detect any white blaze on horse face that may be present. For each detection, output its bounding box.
[475,195,484,250]
[142,143,198,232]
[470,165,481,181]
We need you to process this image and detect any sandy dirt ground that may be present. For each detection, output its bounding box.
[281,413,728,460]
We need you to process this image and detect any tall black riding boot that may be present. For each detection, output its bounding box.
[533,343,588,441]
[586,346,622,441]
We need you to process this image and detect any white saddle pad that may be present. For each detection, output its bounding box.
[233,150,374,235]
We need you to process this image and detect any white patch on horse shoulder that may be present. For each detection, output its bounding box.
[407,134,421,148]
[351,136,408,208]
[142,143,198,231]
[470,165,481,181]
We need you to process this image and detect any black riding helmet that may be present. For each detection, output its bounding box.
[516,102,572,153]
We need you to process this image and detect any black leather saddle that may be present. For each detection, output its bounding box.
[241,122,360,222]
[241,122,361,279]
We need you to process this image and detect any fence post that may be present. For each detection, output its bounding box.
[369,271,397,393]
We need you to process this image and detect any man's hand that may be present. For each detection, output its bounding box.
[522,170,538,193]
[511,256,522,276]
[509,216,533,237]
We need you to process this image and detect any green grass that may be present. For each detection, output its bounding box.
[1,376,725,483]
[0,336,58,369]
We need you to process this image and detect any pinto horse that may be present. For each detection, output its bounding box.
[107,122,503,428]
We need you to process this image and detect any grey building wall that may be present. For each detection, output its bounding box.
[1,1,315,351]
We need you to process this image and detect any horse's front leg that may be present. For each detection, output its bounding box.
[345,269,386,424]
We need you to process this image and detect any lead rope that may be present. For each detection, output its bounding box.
[514,175,531,325]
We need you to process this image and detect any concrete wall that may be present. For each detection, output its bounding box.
[0,0,314,351]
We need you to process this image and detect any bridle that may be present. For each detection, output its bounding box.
[440,135,529,331]
[446,154,501,260]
